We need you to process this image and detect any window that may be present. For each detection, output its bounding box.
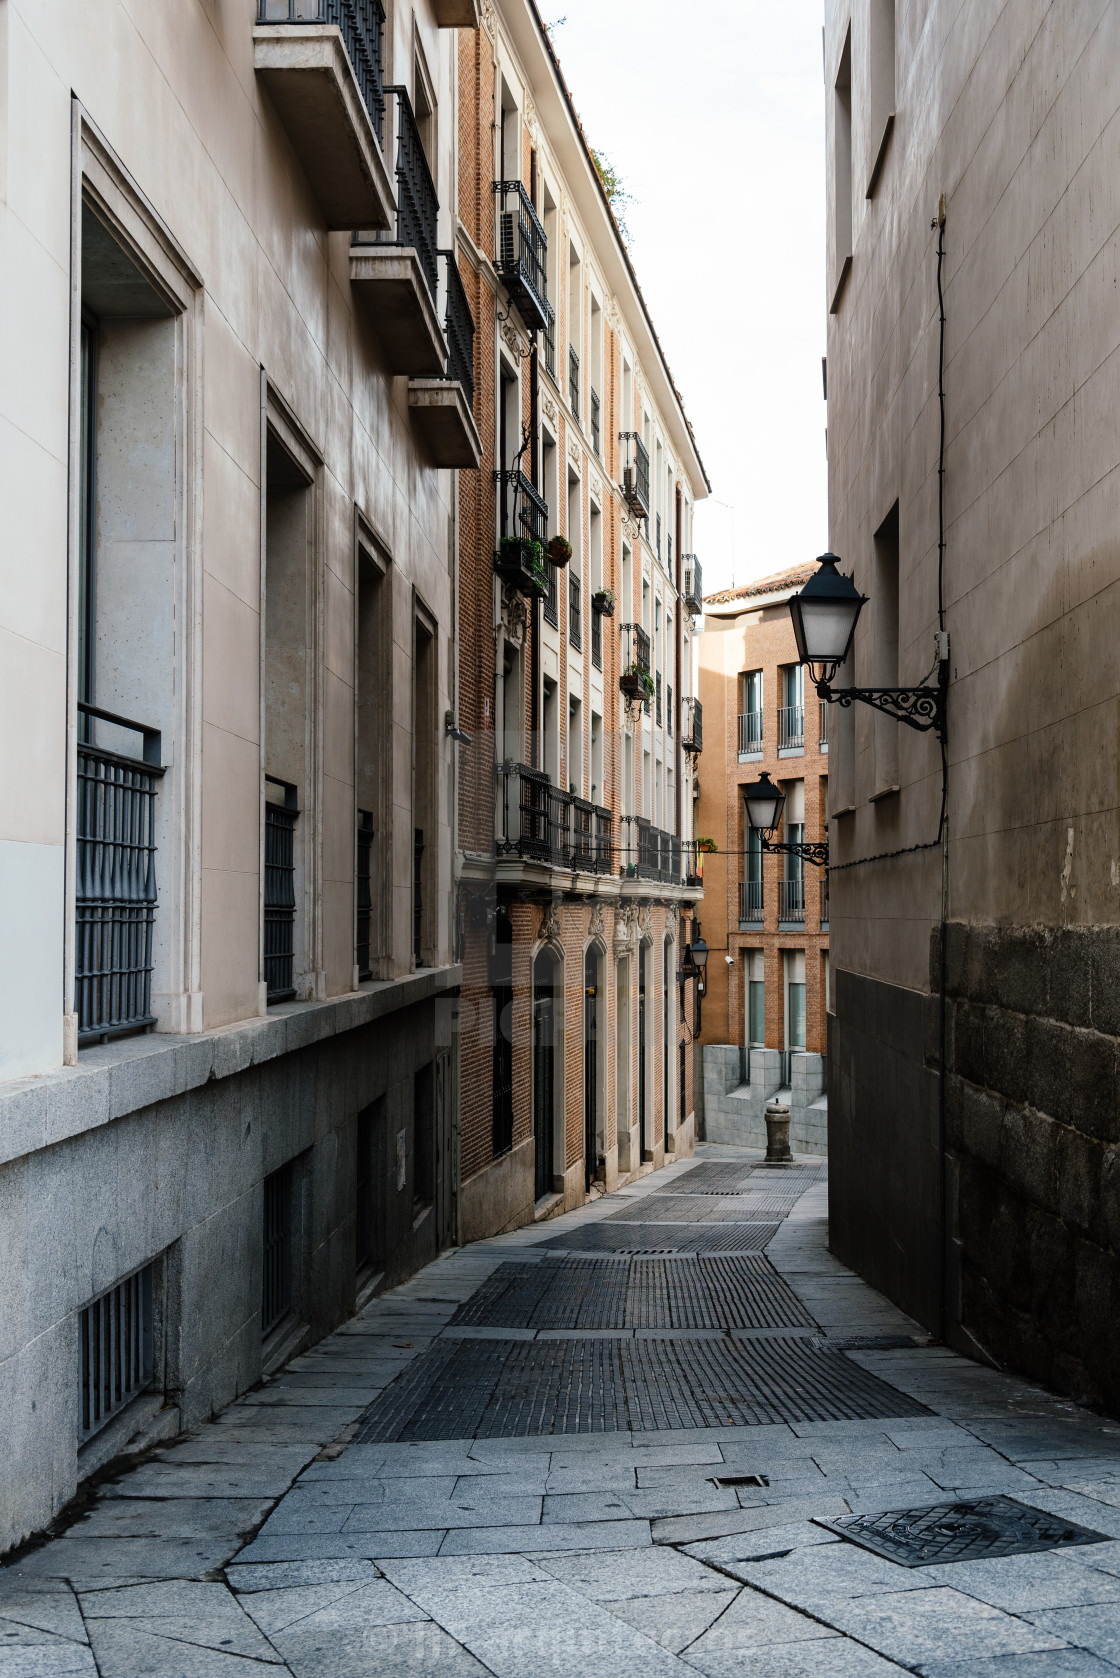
[873,501,900,796]
[591,711,603,806]
[784,951,807,1049]
[778,665,804,753]
[492,912,514,1158]
[262,1164,293,1336]
[831,26,853,311]
[569,695,583,793]
[79,1263,155,1443]
[746,950,765,1048]
[780,781,805,924]
[740,669,763,755]
[356,528,388,978]
[868,0,896,197]
[413,612,437,967]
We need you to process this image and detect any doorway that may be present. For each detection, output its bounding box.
[533,949,557,1201]
[584,945,600,1190]
[638,941,648,1158]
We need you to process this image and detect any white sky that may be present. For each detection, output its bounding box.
[545,1,828,595]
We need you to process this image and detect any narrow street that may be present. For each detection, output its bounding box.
[4,1147,1120,1677]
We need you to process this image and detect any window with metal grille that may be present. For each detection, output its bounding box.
[262,1165,293,1337]
[356,809,373,978]
[568,573,581,650]
[79,1263,154,1443]
[492,913,514,1159]
[544,556,558,627]
[591,606,602,670]
[591,389,600,456]
[265,778,298,1002]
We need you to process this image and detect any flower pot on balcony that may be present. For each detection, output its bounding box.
[495,537,547,599]
[620,664,654,702]
[547,534,572,568]
[592,589,615,617]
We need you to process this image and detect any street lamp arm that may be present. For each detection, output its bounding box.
[758,836,830,869]
[812,672,946,740]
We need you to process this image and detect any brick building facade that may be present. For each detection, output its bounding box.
[453,0,710,1239]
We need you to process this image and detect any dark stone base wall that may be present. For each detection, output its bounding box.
[829,968,941,1333]
[944,921,1120,1411]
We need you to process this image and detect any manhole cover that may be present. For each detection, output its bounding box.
[815,1496,1109,1566]
[451,1255,814,1332]
[532,1221,780,1255]
[354,1334,930,1442]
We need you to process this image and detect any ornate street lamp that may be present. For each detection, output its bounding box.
[789,553,947,739]
[678,924,709,1032]
[743,771,828,868]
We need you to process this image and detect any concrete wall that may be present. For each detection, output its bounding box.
[702,1045,827,1157]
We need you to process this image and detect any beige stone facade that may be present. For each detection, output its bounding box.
[453,0,709,1236]
[824,0,1120,1406]
[0,0,474,1552]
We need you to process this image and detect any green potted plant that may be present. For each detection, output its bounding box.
[495,534,547,599]
[591,588,615,617]
[547,534,572,567]
[696,836,718,853]
[620,662,654,701]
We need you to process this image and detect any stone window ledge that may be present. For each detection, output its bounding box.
[0,965,461,1169]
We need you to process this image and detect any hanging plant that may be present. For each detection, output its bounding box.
[547,534,573,567]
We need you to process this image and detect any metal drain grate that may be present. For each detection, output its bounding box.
[609,1195,803,1225]
[662,1163,827,1196]
[450,1254,814,1332]
[355,1333,930,1442]
[532,1221,780,1255]
[811,1334,922,1351]
[816,1496,1109,1567]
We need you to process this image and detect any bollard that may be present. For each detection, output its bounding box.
[763,1100,793,1164]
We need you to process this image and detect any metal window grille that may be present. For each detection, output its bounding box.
[778,704,805,751]
[493,180,549,332]
[738,710,763,753]
[779,878,805,923]
[262,1164,293,1336]
[667,684,673,735]
[591,606,602,670]
[820,698,829,750]
[442,250,475,406]
[591,389,600,456]
[543,301,556,377]
[656,512,662,558]
[683,556,703,613]
[79,1263,154,1443]
[619,433,650,520]
[655,671,662,726]
[259,0,385,145]
[265,778,298,1002]
[75,704,164,1045]
[384,87,438,302]
[739,879,764,924]
[413,828,424,964]
[683,696,703,753]
[496,467,548,545]
[356,810,373,978]
[569,573,581,650]
[568,344,580,419]
[544,556,559,626]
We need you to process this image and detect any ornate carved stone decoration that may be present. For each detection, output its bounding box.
[479,0,496,40]
[638,904,653,937]
[567,434,581,466]
[613,902,638,953]
[542,391,558,426]
[590,475,602,504]
[500,317,526,358]
[505,591,528,649]
[539,903,561,947]
[524,102,539,145]
[589,901,606,942]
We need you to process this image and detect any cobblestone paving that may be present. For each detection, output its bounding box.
[5,1146,1120,1676]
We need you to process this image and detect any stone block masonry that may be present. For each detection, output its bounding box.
[942,920,1120,1412]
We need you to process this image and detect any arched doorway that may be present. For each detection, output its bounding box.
[663,937,674,1141]
[584,944,600,1190]
[533,947,557,1202]
[638,940,648,1159]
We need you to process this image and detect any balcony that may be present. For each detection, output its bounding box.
[591,389,600,456]
[351,87,444,374]
[569,344,580,420]
[820,876,829,930]
[619,432,650,522]
[620,817,681,884]
[778,704,804,753]
[493,179,549,333]
[778,877,805,927]
[543,301,556,378]
[408,250,483,466]
[739,879,763,926]
[254,0,394,230]
[682,556,703,615]
[619,621,651,701]
[496,764,612,873]
[75,703,164,1045]
[494,469,548,597]
[682,696,703,755]
[265,777,299,1002]
[819,698,829,751]
[569,572,582,650]
[683,840,704,889]
[738,709,763,758]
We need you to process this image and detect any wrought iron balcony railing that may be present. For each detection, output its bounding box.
[569,572,581,650]
[383,86,437,302]
[543,300,556,377]
[356,808,373,979]
[682,555,703,614]
[496,467,547,545]
[619,816,681,884]
[259,0,386,145]
[265,777,299,1001]
[619,432,650,521]
[778,704,804,751]
[496,763,611,873]
[682,696,703,755]
[493,179,549,333]
[568,344,580,420]
[683,840,704,888]
[75,702,164,1045]
[442,249,475,405]
[619,621,651,700]
[591,603,602,669]
[544,556,559,627]
[819,698,829,751]
[591,389,600,456]
[738,710,763,755]
[778,877,805,924]
[739,879,763,924]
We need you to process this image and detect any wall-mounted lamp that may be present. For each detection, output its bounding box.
[743,771,828,868]
[788,553,948,739]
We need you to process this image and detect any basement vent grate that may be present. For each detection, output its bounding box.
[816,1496,1110,1567]
[355,1332,930,1442]
[79,1263,155,1443]
[711,1473,769,1488]
[532,1221,781,1255]
[811,1335,922,1351]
